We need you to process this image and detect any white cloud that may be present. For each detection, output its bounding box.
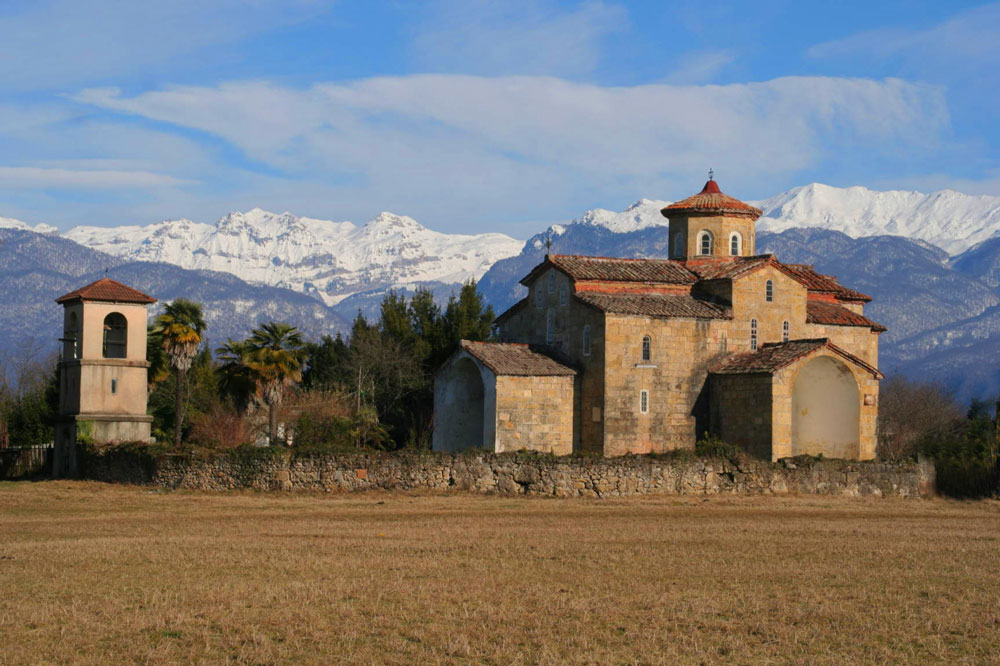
[68,74,950,230]
[410,0,628,76]
[0,166,189,189]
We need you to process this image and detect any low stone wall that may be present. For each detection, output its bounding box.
[80,447,936,498]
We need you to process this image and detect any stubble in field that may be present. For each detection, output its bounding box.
[1,482,998,665]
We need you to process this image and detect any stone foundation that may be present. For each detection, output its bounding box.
[80,448,935,498]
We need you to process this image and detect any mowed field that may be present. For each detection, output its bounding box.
[1,483,999,665]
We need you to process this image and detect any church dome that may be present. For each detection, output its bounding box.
[662,179,762,220]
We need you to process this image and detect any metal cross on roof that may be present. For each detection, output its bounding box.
[708,168,714,181]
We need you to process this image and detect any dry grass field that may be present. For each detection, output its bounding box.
[1,483,999,665]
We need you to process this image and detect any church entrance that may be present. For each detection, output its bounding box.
[436,357,485,450]
[791,356,860,458]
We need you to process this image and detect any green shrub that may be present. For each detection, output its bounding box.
[293,413,355,455]
[695,433,744,462]
[920,403,998,498]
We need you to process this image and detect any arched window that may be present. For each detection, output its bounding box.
[673,233,685,257]
[698,230,713,256]
[750,318,758,351]
[546,309,555,344]
[583,325,592,356]
[642,335,651,362]
[103,313,127,359]
[535,282,543,309]
[559,281,568,306]
[765,280,774,302]
[730,232,742,256]
[548,273,555,294]
[782,320,790,342]
[640,390,649,414]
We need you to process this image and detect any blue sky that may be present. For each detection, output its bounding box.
[1,0,998,236]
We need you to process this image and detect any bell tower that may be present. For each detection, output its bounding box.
[53,278,156,477]
[662,174,763,261]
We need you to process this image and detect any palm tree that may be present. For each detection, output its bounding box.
[215,338,257,414]
[246,322,305,443]
[153,299,206,446]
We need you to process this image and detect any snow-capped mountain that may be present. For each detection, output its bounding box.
[0,215,57,235]
[65,208,524,306]
[753,183,1000,255]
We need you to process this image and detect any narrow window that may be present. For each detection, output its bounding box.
[110,378,118,394]
[640,390,649,414]
[548,273,555,294]
[546,309,555,344]
[782,320,790,343]
[730,232,741,256]
[559,281,568,306]
[102,313,127,359]
[583,325,592,356]
[535,282,543,309]
[641,335,651,362]
[765,280,774,302]
[750,318,758,351]
[699,231,713,255]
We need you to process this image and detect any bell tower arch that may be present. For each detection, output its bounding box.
[53,278,157,477]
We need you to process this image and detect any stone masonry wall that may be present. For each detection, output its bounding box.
[495,375,575,455]
[81,448,935,498]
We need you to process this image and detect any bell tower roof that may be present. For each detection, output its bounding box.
[661,179,762,220]
[55,277,156,305]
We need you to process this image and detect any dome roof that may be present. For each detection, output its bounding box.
[661,180,762,220]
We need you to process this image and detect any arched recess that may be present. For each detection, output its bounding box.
[439,357,486,449]
[102,312,127,359]
[792,356,860,458]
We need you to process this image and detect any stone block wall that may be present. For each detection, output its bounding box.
[495,375,574,455]
[710,373,773,459]
[80,447,936,499]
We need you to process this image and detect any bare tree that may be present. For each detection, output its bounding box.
[877,375,964,462]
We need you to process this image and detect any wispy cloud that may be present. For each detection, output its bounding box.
[0,166,189,189]
[808,3,1000,71]
[0,0,333,90]
[410,0,628,77]
[663,49,736,84]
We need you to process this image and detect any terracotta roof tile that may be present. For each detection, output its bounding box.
[458,340,577,376]
[685,255,774,281]
[55,278,156,304]
[777,264,872,302]
[576,292,731,319]
[521,254,697,286]
[711,338,882,378]
[662,180,762,219]
[807,301,886,332]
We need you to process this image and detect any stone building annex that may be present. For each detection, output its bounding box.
[433,178,886,461]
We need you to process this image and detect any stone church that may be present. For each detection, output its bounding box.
[433,178,885,461]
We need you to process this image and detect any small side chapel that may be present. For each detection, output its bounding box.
[433,178,885,461]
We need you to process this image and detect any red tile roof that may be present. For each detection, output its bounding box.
[685,255,774,281]
[710,338,882,378]
[661,180,762,220]
[576,292,731,319]
[457,340,577,376]
[806,301,886,332]
[777,264,872,302]
[55,278,156,305]
[521,254,697,286]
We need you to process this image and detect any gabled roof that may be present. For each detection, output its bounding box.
[710,338,882,378]
[520,254,696,287]
[806,301,886,332]
[576,292,731,320]
[55,278,156,305]
[661,180,762,220]
[777,263,871,302]
[457,340,577,376]
[685,255,775,281]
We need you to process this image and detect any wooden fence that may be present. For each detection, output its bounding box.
[0,445,53,479]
